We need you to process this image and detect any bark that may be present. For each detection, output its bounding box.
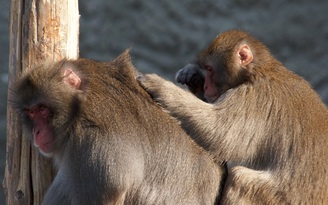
[4,0,79,204]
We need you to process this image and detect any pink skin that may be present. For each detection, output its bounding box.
[63,69,81,89]
[203,66,220,103]
[23,69,80,155]
[25,105,55,154]
[202,45,253,103]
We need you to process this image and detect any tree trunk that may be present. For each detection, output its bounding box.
[4,0,79,204]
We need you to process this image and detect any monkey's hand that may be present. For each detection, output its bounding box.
[137,74,194,109]
[137,74,173,100]
[176,64,204,89]
[176,64,206,101]
[137,73,213,134]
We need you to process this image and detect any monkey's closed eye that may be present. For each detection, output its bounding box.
[39,105,47,113]
[24,108,33,114]
[204,66,213,72]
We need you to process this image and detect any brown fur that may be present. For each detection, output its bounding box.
[138,30,328,204]
[14,50,225,205]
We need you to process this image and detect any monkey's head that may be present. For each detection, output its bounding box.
[15,61,83,157]
[197,30,271,102]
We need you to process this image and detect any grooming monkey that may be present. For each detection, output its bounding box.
[138,30,328,204]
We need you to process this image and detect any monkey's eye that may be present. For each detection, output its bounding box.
[38,105,50,116]
[39,105,45,111]
[24,108,33,114]
[23,108,35,119]
[204,66,213,72]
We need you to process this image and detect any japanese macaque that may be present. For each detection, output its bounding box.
[137,30,328,204]
[14,50,225,205]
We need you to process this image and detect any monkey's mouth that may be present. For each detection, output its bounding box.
[34,140,55,154]
[33,127,56,154]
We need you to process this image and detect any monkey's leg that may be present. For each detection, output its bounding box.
[221,166,287,205]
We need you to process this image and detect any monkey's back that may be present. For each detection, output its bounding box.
[62,52,225,204]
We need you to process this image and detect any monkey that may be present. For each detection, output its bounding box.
[137,30,328,204]
[13,50,226,205]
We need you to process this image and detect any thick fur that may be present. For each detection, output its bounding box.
[14,50,225,205]
[138,31,328,204]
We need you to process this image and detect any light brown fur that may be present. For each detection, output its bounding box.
[138,30,328,204]
[14,50,225,205]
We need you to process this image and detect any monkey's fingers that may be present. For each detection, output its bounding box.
[136,75,148,89]
[176,63,203,86]
[175,69,187,84]
[137,74,165,98]
[176,64,195,84]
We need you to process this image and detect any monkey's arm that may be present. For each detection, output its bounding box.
[138,73,212,120]
[42,175,71,205]
[138,74,222,155]
[176,64,207,101]
[138,74,260,162]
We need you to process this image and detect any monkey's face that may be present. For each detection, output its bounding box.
[198,32,255,103]
[201,63,221,103]
[198,55,232,103]
[23,103,56,156]
[15,62,82,157]
[15,76,64,157]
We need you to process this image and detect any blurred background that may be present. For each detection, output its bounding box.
[1,0,328,203]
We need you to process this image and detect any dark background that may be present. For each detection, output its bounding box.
[1,0,328,203]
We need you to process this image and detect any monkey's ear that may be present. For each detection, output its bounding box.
[63,69,81,89]
[238,44,253,67]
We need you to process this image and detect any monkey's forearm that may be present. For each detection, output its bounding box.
[138,74,259,161]
[42,178,71,205]
[138,74,222,146]
[138,74,213,118]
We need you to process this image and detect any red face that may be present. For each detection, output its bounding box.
[24,104,55,155]
[203,65,220,103]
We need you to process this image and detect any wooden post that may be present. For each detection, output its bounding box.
[4,0,79,204]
